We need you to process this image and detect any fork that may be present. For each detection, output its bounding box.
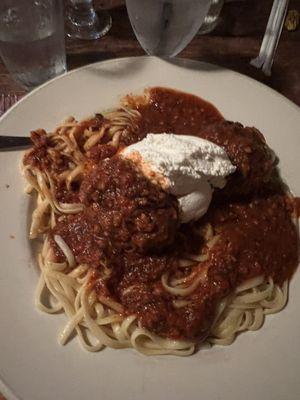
[0,93,23,117]
[0,93,32,150]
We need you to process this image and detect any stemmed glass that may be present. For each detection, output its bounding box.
[126,0,213,56]
[65,0,112,40]
[198,0,224,34]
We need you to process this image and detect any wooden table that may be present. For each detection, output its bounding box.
[0,1,299,399]
[0,0,299,105]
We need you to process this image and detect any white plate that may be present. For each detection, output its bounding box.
[0,56,300,400]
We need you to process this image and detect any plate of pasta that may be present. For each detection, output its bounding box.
[0,56,300,400]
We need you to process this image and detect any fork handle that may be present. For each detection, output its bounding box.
[0,136,32,151]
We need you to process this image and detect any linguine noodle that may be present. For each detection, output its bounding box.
[22,104,293,356]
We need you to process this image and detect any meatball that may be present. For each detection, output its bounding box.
[79,155,179,254]
[198,120,276,196]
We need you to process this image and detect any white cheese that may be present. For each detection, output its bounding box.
[121,133,236,223]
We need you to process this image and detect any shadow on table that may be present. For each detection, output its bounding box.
[162,57,226,72]
[82,55,151,79]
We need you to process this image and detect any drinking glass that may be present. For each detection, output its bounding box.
[0,0,66,91]
[65,0,112,40]
[126,0,212,56]
[198,0,224,34]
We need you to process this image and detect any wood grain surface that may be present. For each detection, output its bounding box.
[0,0,299,104]
[0,0,299,399]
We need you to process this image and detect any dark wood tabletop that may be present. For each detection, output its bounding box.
[0,0,299,106]
[0,0,299,399]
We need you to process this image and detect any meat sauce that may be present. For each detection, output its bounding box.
[24,129,68,172]
[295,197,300,218]
[133,86,223,136]
[23,116,111,204]
[53,152,179,263]
[45,87,298,342]
[134,88,276,198]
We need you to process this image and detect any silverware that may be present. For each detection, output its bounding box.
[0,135,31,151]
[0,94,31,150]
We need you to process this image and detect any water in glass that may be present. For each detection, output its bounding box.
[126,0,212,56]
[0,0,66,90]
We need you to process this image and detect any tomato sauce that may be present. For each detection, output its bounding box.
[42,87,298,341]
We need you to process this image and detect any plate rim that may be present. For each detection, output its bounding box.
[0,56,299,130]
[1,55,300,400]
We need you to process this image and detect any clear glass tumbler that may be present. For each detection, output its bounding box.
[65,0,112,40]
[0,0,66,90]
[126,0,212,56]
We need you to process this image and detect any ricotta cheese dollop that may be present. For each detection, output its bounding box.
[121,133,236,223]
